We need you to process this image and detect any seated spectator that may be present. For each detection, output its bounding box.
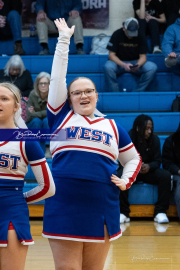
[36,0,85,55]
[162,17,180,74]
[162,0,180,26]
[118,114,171,224]
[162,124,180,219]
[133,0,166,53]
[0,0,25,55]
[26,72,51,159]
[104,18,157,92]
[0,55,33,97]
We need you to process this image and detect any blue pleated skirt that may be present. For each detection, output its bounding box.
[43,177,121,242]
[0,187,34,247]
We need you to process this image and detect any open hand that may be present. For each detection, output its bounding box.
[69,10,79,19]
[168,52,177,58]
[37,10,47,22]
[130,65,139,72]
[140,163,150,174]
[28,106,35,113]
[145,13,152,22]
[54,18,75,36]
[111,174,126,190]
[0,15,6,28]
[123,63,133,72]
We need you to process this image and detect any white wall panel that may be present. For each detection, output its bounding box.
[83,0,134,36]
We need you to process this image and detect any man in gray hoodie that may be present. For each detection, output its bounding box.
[162,17,180,75]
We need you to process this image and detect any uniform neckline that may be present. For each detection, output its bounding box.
[82,115,105,125]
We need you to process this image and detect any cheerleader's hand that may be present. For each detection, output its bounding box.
[111,174,126,190]
[54,18,75,36]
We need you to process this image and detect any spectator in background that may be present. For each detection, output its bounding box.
[104,18,157,92]
[133,0,166,53]
[162,0,180,26]
[36,0,85,55]
[0,0,25,55]
[118,114,171,224]
[162,17,180,75]
[0,55,33,97]
[26,72,51,159]
[162,124,180,219]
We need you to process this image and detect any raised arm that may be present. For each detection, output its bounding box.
[136,0,145,19]
[47,19,75,116]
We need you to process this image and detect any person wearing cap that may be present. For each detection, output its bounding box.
[133,0,166,54]
[162,17,180,73]
[104,17,157,92]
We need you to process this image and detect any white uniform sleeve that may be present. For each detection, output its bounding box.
[23,159,55,204]
[22,141,55,204]
[118,143,142,190]
[47,31,71,115]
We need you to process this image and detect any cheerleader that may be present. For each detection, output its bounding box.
[43,19,141,270]
[0,82,55,270]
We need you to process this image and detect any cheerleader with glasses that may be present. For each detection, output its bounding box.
[43,18,141,270]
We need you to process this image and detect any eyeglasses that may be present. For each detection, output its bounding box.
[38,82,49,86]
[70,89,95,98]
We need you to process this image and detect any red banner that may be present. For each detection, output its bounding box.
[22,0,36,29]
[22,0,109,30]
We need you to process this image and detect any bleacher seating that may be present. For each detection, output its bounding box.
[1,54,180,92]
[1,54,180,93]
[97,92,180,112]
[1,36,179,218]
[23,135,177,217]
[0,34,164,55]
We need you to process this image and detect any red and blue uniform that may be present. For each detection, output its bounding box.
[42,32,141,242]
[0,140,55,247]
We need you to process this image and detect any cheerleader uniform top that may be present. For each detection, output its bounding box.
[0,140,55,247]
[47,31,142,188]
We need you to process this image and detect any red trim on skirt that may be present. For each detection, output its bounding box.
[8,222,15,230]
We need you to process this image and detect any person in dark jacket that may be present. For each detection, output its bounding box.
[118,114,171,224]
[162,0,180,26]
[162,123,180,218]
[36,0,85,55]
[133,0,166,53]
[0,55,33,97]
[0,0,25,55]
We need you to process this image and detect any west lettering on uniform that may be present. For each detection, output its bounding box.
[103,132,113,146]
[91,130,103,142]
[79,128,92,140]
[66,126,80,139]
[0,153,21,170]
[66,126,112,146]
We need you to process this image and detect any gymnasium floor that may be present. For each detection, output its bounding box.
[25,220,180,270]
